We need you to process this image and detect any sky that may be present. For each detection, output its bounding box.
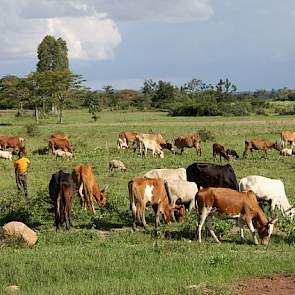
[0,0,295,91]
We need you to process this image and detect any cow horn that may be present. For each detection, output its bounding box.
[102,185,109,193]
[269,218,278,225]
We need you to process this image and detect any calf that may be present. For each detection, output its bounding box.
[225,149,239,159]
[118,131,139,149]
[239,175,295,217]
[196,187,277,245]
[174,135,201,155]
[213,143,230,161]
[134,135,164,158]
[53,149,73,159]
[144,168,187,181]
[243,139,280,158]
[128,177,173,230]
[186,162,239,191]
[0,150,12,160]
[109,159,127,172]
[49,170,75,230]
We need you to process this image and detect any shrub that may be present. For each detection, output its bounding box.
[198,129,215,142]
[25,123,40,137]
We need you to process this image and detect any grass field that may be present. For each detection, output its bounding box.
[1,109,295,294]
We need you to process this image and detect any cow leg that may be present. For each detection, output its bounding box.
[206,215,221,244]
[131,201,137,230]
[245,218,259,245]
[196,207,210,243]
[180,148,184,155]
[152,204,161,229]
[239,219,245,241]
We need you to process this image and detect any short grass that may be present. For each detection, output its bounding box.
[1,109,295,295]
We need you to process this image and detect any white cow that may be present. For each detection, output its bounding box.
[239,175,295,217]
[280,148,293,156]
[53,149,73,159]
[0,150,12,160]
[165,179,198,211]
[144,168,187,181]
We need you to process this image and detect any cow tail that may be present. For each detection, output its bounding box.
[128,180,134,211]
[164,180,173,205]
[195,192,199,212]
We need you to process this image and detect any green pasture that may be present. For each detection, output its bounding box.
[1,110,295,294]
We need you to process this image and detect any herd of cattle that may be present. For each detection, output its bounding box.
[1,129,295,246]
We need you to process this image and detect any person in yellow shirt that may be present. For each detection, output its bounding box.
[14,151,31,200]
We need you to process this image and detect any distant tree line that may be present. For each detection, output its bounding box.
[1,36,295,120]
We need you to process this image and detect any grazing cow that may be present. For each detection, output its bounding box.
[242,139,280,158]
[53,149,74,160]
[0,150,12,160]
[280,148,293,156]
[186,162,239,191]
[165,179,198,212]
[280,130,295,148]
[48,138,74,154]
[134,135,164,158]
[144,168,187,181]
[173,204,186,222]
[128,177,173,229]
[72,164,108,213]
[213,143,230,161]
[109,159,127,173]
[225,149,239,159]
[133,133,167,152]
[50,132,69,141]
[49,170,75,230]
[118,131,139,149]
[196,187,277,245]
[174,135,201,155]
[0,135,24,151]
[239,175,295,217]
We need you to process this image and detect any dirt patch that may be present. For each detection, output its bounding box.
[236,274,295,295]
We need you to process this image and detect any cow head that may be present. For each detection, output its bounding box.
[174,204,186,222]
[257,218,278,245]
[273,141,282,151]
[95,185,109,208]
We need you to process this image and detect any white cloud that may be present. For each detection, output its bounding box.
[0,0,213,62]
[0,0,121,61]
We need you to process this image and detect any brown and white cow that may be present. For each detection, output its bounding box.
[280,130,295,148]
[174,135,201,155]
[128,177,173,230]
[0,135,24,152]
[48,137,74,154]
[72,164,108,213]
[196,187,277,245]
[212,143,230,161]
[242,139,280,158]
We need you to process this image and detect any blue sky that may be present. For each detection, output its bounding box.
[1,0,295,91]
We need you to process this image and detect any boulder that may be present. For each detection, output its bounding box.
[1,222,38,246]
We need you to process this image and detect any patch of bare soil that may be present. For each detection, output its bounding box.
[236,274,295,295]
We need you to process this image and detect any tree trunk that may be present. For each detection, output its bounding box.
[42,98,46,114]
[35,104,39,124]
[59,105,63,124]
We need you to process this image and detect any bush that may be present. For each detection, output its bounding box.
[198,129,215,142]
[25,123,40,137]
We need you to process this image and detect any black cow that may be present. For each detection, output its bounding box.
[186,163,239,191]
[49,170,74,230]
[225,149,239,159]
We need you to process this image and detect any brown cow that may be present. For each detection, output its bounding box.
[242,139,280,158]
[280,130,295,148]
[174,134,201,155]
[48,138,73,154]
[72,164,107,213]
[196,187,277,245]
[118,131,139,149]
[128,177,173,230]
[50,132,69,141]
[212,143,230,161]
[0,135,24,152]
[49,170,74,230]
